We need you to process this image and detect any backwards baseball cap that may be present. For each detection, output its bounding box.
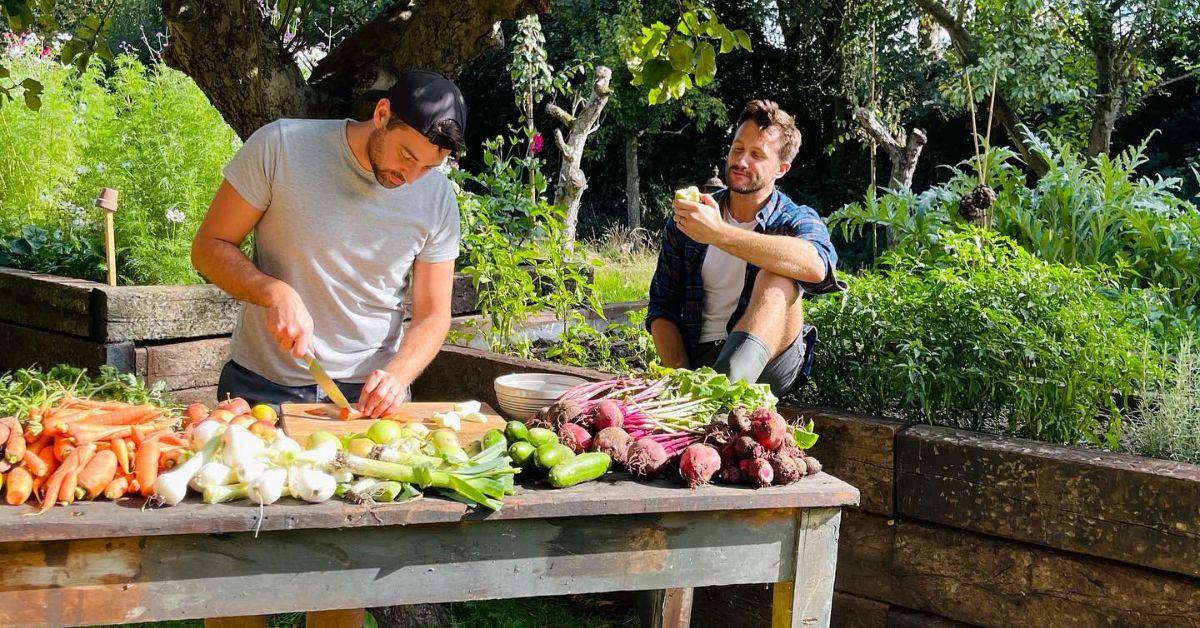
[364,70,467,153]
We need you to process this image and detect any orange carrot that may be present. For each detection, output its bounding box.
[70,406,162,428]
[27,431,52,454]
[112,437,130,475]
[78,450,118,499]
[58,444,96,504]
[5,418,25,465]
[36,447,83,514]
[136,439,160,498]
[133,426,174,445]
[68,424,135,446]
[22,450,48,477]
[6,468,33,505]
[53,438,75,462]
[159,448,185,470]
[103,476,130,500]
[159,434,190,448]
[0,420,10,449]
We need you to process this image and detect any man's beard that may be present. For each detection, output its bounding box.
[726,164,768,195]
[367,129,405,189]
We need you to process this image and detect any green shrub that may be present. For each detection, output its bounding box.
[0,49,237,284]
[800,230,1164,447]
[1129,335,1200,464]
[828,137,1200,316]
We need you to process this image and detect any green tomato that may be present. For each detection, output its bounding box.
[505,420,530,443]
[526,427,558,448]
[508,441,537,467]
[307,430,341,450]
[366,419,403,444]
[482,429,507,449]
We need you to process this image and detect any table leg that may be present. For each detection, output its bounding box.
[306,608,365,627]
[639,587,694,628]
[770,508,841,628]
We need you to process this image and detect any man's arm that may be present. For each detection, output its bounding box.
[647,218,690,368]
[192,180,314,358]
[357,259,455,417]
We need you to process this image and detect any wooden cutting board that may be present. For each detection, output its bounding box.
[280,402,507,446]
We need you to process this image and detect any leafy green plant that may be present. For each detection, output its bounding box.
[0,224,107,280]
[800,229,1164,447]
[0,48,238,285]
[1128,335,1200,464]
[0,364,171,423]
[541,309,657,373]
[621,2,751,104]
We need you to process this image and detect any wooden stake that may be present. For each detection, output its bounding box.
[95,188,118,286]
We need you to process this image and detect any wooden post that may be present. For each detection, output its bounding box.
[95,188,119,286]
[638,588,694,628]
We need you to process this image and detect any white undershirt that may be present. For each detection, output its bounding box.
[699,210,758,343]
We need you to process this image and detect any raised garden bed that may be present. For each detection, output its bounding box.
[416,347,1200,628]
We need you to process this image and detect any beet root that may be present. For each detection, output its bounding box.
[679,444,722,488]
[558,422,593,454]
[750,409,788,451]
[626,438,671,478]
[728,408,752,433]
[734,435,765,460]
[744,457,775,487]
[592,427,632,465]
[717,464,741,484]
[548,400,585,426]
[592,399,624,430]
[525,408,554,430]
[804,456,823,476]
[769,453,805,485]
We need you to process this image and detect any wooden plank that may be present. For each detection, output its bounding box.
[886,609,975,628]
[141,337,231,391]
[0,508,815,626]
[0,472,858,544]
[781,405,907,516]
[413,345,611,409]
[691,584,773,628]
[897,425,1200,579]
[168,385,218,406]
[96,283,238,342]
[771,508,841,628]
[639,588,694,628]
[280,401,506,446]
[836,511,1200,628]
[832,592,890,628]
[0,267,97,338]
[0,320,134,372]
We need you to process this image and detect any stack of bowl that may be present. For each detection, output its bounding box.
[493,373,588,420]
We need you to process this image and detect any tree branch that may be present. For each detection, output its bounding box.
[546,102,575,126]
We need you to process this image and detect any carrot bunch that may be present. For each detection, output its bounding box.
[1,397,185,513]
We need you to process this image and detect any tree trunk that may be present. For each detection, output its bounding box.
[1086,5,1121,157]
[625,132,641,230]
[161,0,549,140]
[911,0,1050,177]
[549,66,614,243]
[852,106,927,189]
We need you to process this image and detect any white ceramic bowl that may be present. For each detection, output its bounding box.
[494,373,588,400]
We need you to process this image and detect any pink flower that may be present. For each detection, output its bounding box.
[41,47,51,58]
[531,133,544,155]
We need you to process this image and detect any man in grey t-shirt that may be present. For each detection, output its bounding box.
[192,71,465,418]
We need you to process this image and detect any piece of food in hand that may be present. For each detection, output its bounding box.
[454,400,482,416]
[675,186,701,202]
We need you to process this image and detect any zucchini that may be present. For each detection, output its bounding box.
[526,427,558,448]
[535,443,574,469]
[505,420,530,444]
[549,452,612,488]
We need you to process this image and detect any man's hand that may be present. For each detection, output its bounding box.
[673,193,728,245]
[357,368,408,418]
[264,283,314,359]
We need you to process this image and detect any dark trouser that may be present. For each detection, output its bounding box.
[216,360,366,413]
[688,324,818,398]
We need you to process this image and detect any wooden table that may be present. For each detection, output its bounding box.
[0,473,858,628]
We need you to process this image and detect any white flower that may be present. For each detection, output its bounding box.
[77,102,88,114]
[70,217,86,229]
[53,230,62,239]
[75,165,89,175]
[121,161,132,170]
[94,162,106,173]
[165,207,186,224]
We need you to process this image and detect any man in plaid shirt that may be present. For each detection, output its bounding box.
[647,100,844,396]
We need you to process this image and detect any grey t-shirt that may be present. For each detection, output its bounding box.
[222,118,459,386]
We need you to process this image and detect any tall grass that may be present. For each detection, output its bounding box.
[585,224,658,304]
[1129,336,1200,464]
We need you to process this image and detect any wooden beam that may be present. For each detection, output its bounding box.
[772,509,842,628]
[0,268,96,338]
[95,283,239,342]
[896,424,1200,579]
[0,320,134,372]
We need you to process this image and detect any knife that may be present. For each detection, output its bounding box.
[305,353,354,412]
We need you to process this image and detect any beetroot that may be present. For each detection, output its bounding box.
[679,444,722,488]
[770,453,805,485]
[548,400,584,426]
[592,399,624,430]
[525,407,554,430]
[804,456,823,476]
[750,410,788,451]
[719,442,739,466]
[717,464,741,484]
[728,408,752,433]
[626,438,671,478]
[734,435,765,460]
[744,458,775,487]
[558,422,593,454]
[592,427,632,464]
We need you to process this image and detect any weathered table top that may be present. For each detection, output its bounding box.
[0,472,858,543]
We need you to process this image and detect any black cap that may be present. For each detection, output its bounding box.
[364,70,467,152]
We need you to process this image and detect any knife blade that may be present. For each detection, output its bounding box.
[305,354,354,412]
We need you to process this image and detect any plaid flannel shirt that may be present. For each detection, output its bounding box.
[647,188,844,350]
